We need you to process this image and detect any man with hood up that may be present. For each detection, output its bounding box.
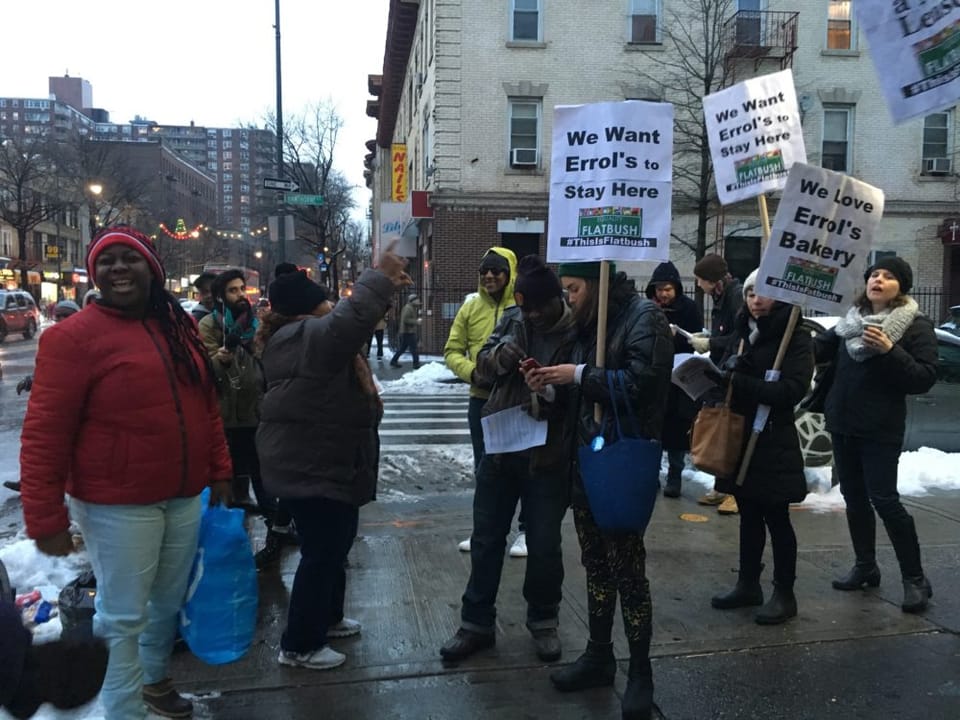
[444,247,528,558]
[645,261,702,497]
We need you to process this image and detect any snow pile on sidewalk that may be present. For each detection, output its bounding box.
[684,446,960,513]
[378,361,468,395]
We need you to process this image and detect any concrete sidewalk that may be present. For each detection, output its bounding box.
[174,482,960,719]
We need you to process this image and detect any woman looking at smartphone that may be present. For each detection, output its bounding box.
[813,257,938,612]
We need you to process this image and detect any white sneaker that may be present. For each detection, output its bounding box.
[509,532,528,558]
[278,645,346,670]
[458,537,471,552]
[328,617,362,638]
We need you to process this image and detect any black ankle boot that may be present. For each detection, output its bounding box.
[549,640,616,692]
[832,563,881,591]
[622,639,654,720]
[755,585,797,625]
[711,578,763,609]
[901,576,933,613]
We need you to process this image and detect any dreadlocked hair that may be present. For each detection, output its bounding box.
[147,283,214,386]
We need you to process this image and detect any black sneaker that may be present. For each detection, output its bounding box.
[254,532,285,570]
[439,628,495,662]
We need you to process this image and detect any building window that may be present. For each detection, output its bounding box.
[822,106,852,172]
[629,0,661,43]
[508,99,541,167]
[921,111,953,175]
[827,0,854,50]
[511,0,540,41]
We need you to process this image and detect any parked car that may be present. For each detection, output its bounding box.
[0,290,40,342]
[941,305,960,337]
[797,316,960,465]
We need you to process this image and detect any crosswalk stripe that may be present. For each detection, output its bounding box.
[384,409,465,415]
[381,443,473,452]
[379,428,469,437]
[381,418,464,425]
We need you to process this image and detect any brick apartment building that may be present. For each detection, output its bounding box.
[367,0,960,352]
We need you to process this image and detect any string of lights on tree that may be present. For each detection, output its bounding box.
[156,219,269,241]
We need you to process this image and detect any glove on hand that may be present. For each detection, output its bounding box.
[689,335,711,354]
[224,331,243,352]
[15,376,32,395]
[495,341,525,374]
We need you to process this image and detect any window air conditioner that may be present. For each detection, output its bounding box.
[511,148,538,167]
[924,157,952,175]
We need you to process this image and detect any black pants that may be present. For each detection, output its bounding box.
[460,453,568,633]
[391,332,419,365]
[832,433,924,578]
[224,427,291,529]
[280,496,358,653]
[468,397,526,531]
[737,496,797,588]
[573,505,651,643]
[368,329,384,357]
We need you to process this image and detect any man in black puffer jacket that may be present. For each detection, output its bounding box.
[645,261,703,497]
[527,262,674,720]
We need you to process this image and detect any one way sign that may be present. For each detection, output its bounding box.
[263,177,300,192]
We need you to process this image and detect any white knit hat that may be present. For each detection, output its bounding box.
[742,268,759,299]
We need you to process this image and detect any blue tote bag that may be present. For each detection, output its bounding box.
[578,370,662,533]
[180,488,258,664]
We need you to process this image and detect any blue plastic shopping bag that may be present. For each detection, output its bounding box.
[180,488,258,664]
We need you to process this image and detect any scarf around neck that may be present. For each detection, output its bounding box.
[215,305,259,344]
[834,297,919,362]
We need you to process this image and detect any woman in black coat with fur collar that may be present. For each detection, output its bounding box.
[709,270,813,625]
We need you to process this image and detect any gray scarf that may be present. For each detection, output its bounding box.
[834,297,919,362]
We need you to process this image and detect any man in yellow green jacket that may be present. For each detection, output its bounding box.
[444,247,527,556]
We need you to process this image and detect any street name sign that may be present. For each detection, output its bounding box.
[285,193,324,206]
[263,177,300,192]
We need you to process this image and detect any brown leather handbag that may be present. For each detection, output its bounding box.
[690,344,746,477]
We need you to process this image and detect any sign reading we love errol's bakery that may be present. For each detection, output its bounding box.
[547,100,673,263]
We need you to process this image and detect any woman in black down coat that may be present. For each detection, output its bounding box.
[709,270,813,625]
[814,257,937,613]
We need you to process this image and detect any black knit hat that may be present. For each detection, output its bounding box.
[514,255,562,308]
[693,254,728,282]
[274,262,299,277]
[865,256,913,295]
[268,270,328,316]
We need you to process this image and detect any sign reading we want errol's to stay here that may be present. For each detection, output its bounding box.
[547,101,673,263]
[703,69,807,205]
[857,0,960,123]
[755,163,885,316]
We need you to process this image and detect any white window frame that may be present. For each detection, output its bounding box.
[921,110,953,176]
[822,105,853,173]
[826,0,856,51]
[511,0,541,42]
[508,99,541,168]
[628,0,661,44]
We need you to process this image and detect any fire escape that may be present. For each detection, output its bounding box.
[723,10,799,82]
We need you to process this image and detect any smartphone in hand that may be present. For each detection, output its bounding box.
[520,357,542,371]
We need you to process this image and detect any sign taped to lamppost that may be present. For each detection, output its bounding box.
[703,69,806,205]
[756,163,885,315]
[856,0,960,123]
[547,101,673,263]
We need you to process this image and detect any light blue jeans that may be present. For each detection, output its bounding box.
[70,495,202,720]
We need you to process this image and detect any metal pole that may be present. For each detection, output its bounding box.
[275,0,286,263]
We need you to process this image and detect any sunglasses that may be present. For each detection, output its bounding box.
[479,267,507,276]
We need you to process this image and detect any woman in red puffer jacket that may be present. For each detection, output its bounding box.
[19,227,233,720]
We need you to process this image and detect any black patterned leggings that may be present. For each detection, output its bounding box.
[573,506,652,643]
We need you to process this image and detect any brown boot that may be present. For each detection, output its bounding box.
[143,678,193,718]
[717,495,739,515]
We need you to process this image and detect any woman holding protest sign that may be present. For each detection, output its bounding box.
[813,257,937,613]
[707,270,813,625]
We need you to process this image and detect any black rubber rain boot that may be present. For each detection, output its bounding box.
[550,640,616,691]
[833,508,880,590]
[755,584,797,625]
[621,636,654,720]
[711,573,764,609]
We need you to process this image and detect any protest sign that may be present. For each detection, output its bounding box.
[755,163,885,315]
[856,0,960,123]
[703,69,806,205]
[379,201,416,257]
[547,101,673,263]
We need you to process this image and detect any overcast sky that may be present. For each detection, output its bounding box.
[2,0,390,218]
